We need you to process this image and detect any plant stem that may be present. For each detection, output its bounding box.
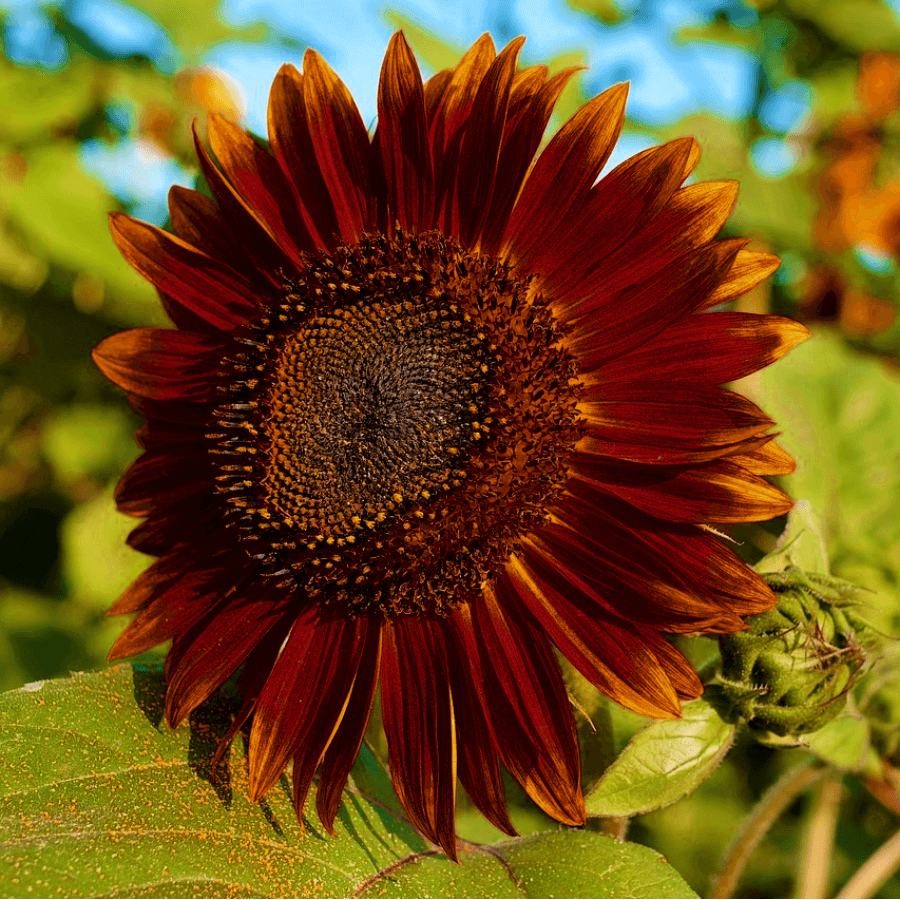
[709,761,824,899]
[795,773,843,899]
[836,826,900,899]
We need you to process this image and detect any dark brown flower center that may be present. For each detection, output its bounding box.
[214,230,582,616]
[262,297,490,540]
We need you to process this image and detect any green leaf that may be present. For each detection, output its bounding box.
[585,697,735,818]
[3,144,161,322]
[783,0,900,53]
[125,0,265,61]
[755,501,832,576]
[0,666,697,898]
[0,61,99,145]
[357,832,697,898]
[753,329,900,622]
[805,712,876,773]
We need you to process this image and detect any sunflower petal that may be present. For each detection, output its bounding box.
[503,82,629,267]
[569,456,794,524]
[206,111,314,263]
[247,609,369,809]
[455,36,524,247]
[302,49,373,242]
[578,383,775,464]
[480,65,580,255]
[267,63,341,247]
[93,328,224,401]
[377,32,434,231]
[446,611,517,837]
[381,616,458,860]
[702,249,782,310]
[164,582,293,728]
[316,626,383,834]
[109,213,259,330]
[591,312,811,386]
[503,555,683,718]
[470,584,585,827]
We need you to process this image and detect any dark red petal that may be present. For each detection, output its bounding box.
[577,383,775,465]
[247,609,369,815]
[563,240,742,369]
[127,393,215,427]
[381,616,458,860]
[206,112,314,263]
[164,580,294,728]
[423,68,453,123]
[501,555,682,718]
[445,612,517,837]
[211,611,300,775]
[736,439,796,476]
[109,213,259,330]
[469,585,585,827]
[479,65,579,255]
[93,328,223,401]
[650,638,704,701]
[569,455,794,524]
[428,33,495,133]
[315,626,383,834]
[289,620,377,824]
[702,249,782,310]
[527,515,748,633]
[429,34,495,234]
[503,82,629,269]
[377,32,434,231]
[124,499,221,556]
[113,449,212,517]
[591,312,811,386]
[191,124,295,289]
[168,184,281,302]
[108,552,241,660]
[553,487,776,621]
[267,64,341,248]
[454,36,524,247]
[302,49,373,243]
[538,138,697,305]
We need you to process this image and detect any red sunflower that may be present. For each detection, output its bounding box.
[94,32,809,858]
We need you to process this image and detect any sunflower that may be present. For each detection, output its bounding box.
[94,32,809,859]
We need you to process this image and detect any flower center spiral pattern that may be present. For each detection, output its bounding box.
[214,230,583,616]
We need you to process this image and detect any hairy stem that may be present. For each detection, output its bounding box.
[836,826,900,899]
[795,774,843,899]
[709,761,824,899]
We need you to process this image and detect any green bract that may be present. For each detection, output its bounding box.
[716,568,869,745]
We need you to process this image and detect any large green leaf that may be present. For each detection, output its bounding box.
[0,666,697,898]
[754,330,900,622]
[584,697,735,818]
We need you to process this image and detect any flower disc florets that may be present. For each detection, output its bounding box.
[211,229,583,616]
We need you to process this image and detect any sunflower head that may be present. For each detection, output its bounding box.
[94,31,808,858]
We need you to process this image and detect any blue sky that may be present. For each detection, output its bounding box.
[2,0,835,214]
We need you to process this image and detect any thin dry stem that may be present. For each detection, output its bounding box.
[836,826,900,899]
[795,774,843,899]
[709,761,824,899]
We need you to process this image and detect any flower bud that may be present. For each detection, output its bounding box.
[716,568,868,745]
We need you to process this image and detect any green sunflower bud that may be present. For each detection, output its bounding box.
[716,568,868,746]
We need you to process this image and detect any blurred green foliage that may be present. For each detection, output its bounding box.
[1,0,899,897]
